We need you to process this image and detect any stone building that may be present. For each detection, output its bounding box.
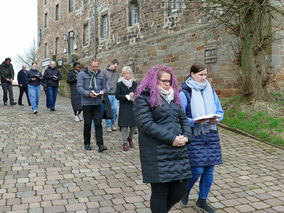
[37,0,284,96]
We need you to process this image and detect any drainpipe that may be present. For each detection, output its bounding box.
[94,0,97,58]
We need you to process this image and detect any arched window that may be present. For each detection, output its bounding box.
[129,0,139,26]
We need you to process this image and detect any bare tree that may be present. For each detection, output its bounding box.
[15,39,38,69]
[160,0,284,100]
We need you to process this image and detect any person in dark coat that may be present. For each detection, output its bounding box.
[180,62,224,213]
[0,58,16,105]
[67,62,83,122]
[17,65,31,106]
[43,60,62,111]
[133,65,192,213]
[115,66,137,151]
[26,62,43,114]
[77,59,107,152]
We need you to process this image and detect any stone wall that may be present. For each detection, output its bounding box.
[38,0,283,97]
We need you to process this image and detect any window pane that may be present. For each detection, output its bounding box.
[83,24,88,45]
[103,15,108,37]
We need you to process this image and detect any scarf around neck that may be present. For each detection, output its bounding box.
[87,67,99,90]
[185,77,217,135]
[121,77,133,88]
[159,86,174,104]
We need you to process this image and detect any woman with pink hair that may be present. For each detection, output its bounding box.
[133,65,192,213]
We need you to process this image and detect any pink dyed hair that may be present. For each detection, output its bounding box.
[135,65,181,108]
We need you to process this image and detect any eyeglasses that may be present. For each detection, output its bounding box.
[159,79,171,84]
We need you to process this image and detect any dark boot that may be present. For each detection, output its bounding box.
[127,138,134,148]
[196,198,215,213]
[181,190,189,205]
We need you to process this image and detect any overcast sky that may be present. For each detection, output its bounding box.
[0,0,37,72]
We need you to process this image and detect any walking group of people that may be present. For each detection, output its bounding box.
[68,58,224,213]
[1,56,224,213]
[0,58,61,114]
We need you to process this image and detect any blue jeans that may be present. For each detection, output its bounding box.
[47,86,58,109]
[93,103,105,131]
[105,95,117,127]
[28,85,41,111]
[188,166,214,199]
[44,88,52,109]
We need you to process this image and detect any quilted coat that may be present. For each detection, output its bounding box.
[133,88,192,183]
[181,82,223,167]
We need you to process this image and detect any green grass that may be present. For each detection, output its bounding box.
[221,95,284,147]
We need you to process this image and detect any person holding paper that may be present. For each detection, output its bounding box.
[26,62,43,114]
[43,61,62,111]
[77,59,107,152]
[180,62,224,213]
[133,65,192,213]
[115,66,137,151]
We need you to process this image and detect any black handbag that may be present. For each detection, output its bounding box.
[102,94,113,119]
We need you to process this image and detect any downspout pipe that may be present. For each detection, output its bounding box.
[94,0,97,58]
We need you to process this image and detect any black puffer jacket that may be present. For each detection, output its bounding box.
[133,88,192,183]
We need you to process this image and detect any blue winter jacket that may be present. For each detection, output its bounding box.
[77,67,107,106]
[180,82,224,167]
[17,70,28,87]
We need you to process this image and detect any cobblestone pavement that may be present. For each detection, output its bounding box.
[0,88,284,213]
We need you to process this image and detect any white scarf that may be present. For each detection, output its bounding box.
[159,86,174,104]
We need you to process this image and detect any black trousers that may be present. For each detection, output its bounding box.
[18,86,31,105]
[1,82,14,103]
[150,180,188,213]
[83,105,103,146]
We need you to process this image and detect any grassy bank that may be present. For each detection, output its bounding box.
[220,93,284,147]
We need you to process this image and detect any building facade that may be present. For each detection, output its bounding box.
[37,0,284,96]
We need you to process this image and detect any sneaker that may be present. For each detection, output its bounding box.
[196,198,215,213]
[84,144,92,151]
[78,114,83,121]
[10,102,17,106]
[98,145,107,152]
[181,190,189,205]
[18,103,24,106]
[127,138,134,148]
[111,126,117,131]
[33,110,38,114]
[123,143,128,151]
[106,127,112,132]
[74,116,80,122]
[4,102,7,106]
[50,108,56,111]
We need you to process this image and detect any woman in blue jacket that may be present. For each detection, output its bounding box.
[180,62,224,213]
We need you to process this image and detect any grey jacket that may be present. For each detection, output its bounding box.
[102,64,119,95]
[77,67,107,106]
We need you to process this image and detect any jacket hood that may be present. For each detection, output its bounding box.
[84,67,101,74]
[48,66,56,70]
[181,82,191,91]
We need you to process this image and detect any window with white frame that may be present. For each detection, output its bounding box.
[55,4,59,21]
[44,13,48,28]
[55,37,59,55]
[44,43,48,58]
[171,0,181,12]
[129,0,139,26]
[69,0,74,12]
[83,23,89,45]
[102,14,108,37]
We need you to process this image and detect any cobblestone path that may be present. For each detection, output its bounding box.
[0,89,283,213]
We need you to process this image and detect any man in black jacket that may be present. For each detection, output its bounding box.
[17,65,31,106]
[0,58,16,105]
[43,61,62,111]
